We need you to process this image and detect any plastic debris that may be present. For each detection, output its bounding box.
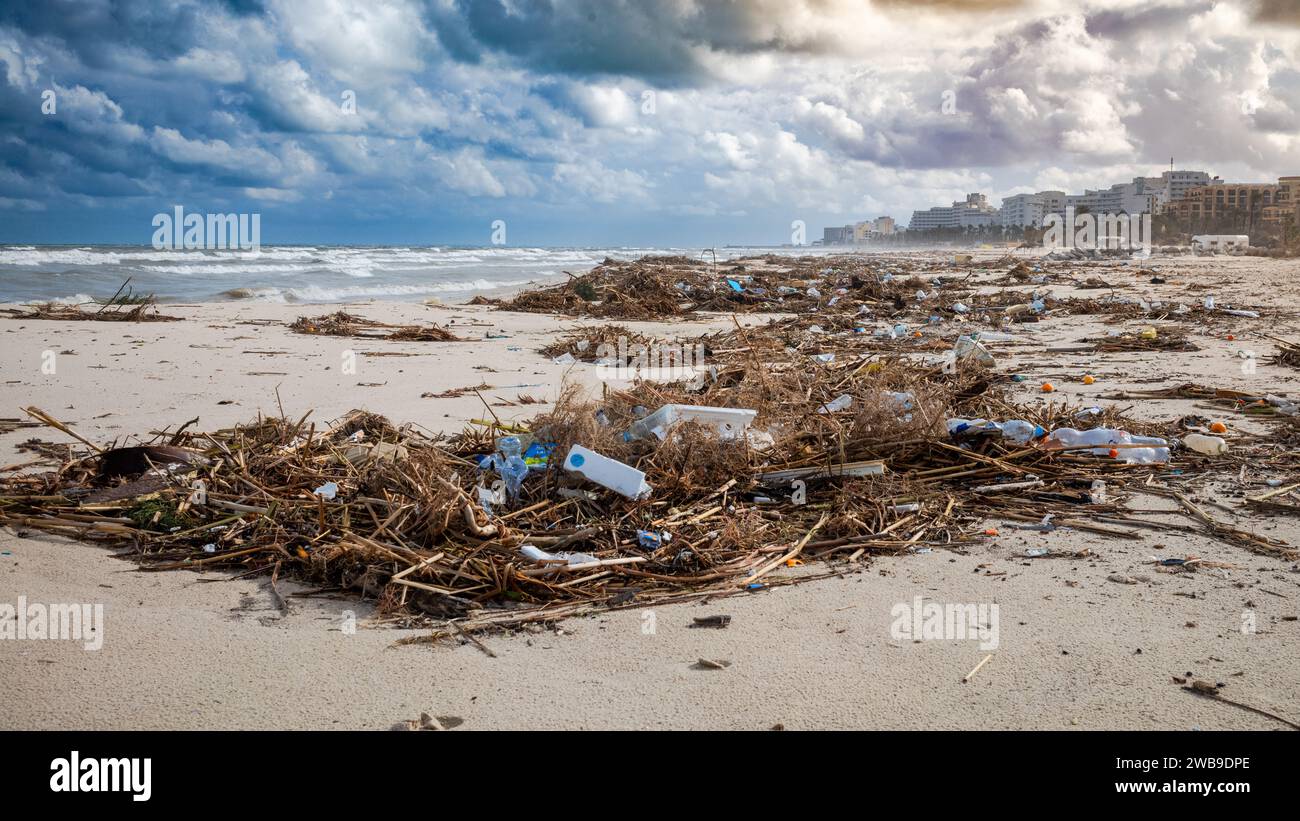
[818,394,853,414]
[562,444,653,499]
[491,436,530,499]
[313,481,338,500]
[1182,433,1228,456]
[637,529,671,549]
[1046,427,1169,464]
[628,404,758,441]
[952,335,995,367]
[520,544,597,566]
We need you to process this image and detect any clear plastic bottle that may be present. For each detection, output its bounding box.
[491,436,529,499]
[1000,420,1045,444]
[1047,427,1168,463]
[952,335,995,366]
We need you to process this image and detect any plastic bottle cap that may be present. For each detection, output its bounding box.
[569,454,585,467]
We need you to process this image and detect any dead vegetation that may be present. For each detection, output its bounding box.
[290,311,462,342]
[4,304,1295,639]
[1,279,181,322]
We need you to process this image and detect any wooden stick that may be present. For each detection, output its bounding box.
[962,653,993,683]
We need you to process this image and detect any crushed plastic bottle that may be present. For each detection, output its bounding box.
[1266,395,1298,416]
[952,335,995,367]
[1046,427,1169,464]
[947,418,1042,443]
[999,420,1046,445]
[490,436,529,500]
[520,544,596,566]
[947,418,996,435]
[819,394,854,414]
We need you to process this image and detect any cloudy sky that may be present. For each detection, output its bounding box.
[1,0,1298,246]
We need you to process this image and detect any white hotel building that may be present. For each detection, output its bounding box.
[907,193,1000,230]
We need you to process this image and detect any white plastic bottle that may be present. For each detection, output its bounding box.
[563,445,653,499]
[1182,433,1228,456]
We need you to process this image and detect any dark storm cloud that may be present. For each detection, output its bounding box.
[1,0,1297,244]
[1085,1,1216,40]
[0,0,209,67]
[424,0,842,84]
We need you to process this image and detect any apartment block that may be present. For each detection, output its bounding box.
[909,193,999,230]
[1167,177,1299,225]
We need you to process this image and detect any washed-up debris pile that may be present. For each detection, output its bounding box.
[4,306,1297,637]
[290,311,462,342]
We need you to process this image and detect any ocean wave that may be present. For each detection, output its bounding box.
[221,272,563,303]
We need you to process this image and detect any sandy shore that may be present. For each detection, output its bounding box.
[3,251,1300,730]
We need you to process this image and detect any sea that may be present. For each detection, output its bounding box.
[0,245,833,304]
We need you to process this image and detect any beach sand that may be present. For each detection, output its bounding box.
[2,251,1299,730]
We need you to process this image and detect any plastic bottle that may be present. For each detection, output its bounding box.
[1000,420,1045,444]
[1182,433,1228,456]
[1126,434,1171,464]
[819,394,853,414]
[952,335,995,367]
[1266,395,1298,416]
[947,418,994,435]
[1047,427,1169,464]
[491,436,529,499]
[563,444,653,499]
